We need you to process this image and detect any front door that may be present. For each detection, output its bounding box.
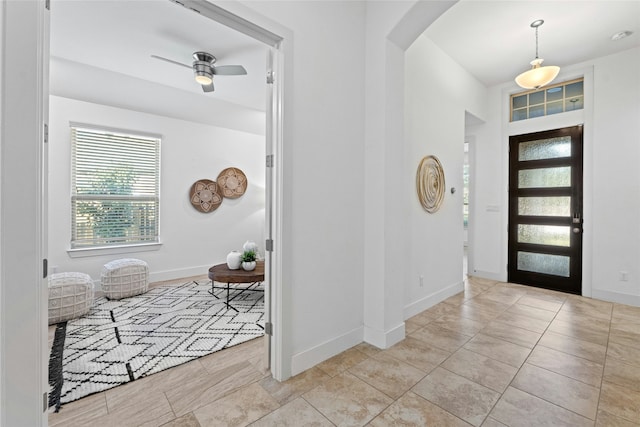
[508,126,583,294]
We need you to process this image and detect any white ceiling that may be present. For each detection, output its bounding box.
[425,0,640,87]
[51,0,640,115]
[50,0,268,112]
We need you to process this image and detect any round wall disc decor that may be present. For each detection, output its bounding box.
[216,167,248,199]
[416,155,445,213]
[189,179,223,213]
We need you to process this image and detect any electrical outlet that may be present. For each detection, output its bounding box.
[419,275,424,287]
[620,271,629,281]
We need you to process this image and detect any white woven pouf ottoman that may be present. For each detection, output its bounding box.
[48,272,94,325]
[101,258,149,300]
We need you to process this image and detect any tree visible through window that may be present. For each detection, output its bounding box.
[71,126,160,249]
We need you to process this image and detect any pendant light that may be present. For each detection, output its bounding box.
[515,19,560,89]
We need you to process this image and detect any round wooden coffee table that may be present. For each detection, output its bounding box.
[208,261,264,312]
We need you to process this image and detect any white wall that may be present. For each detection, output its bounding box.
[404,35,487,317]
[48,96,265,284]
[240,1,367,375]
[470,47,640,306]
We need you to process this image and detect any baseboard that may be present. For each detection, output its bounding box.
[404,280,464,320]
[469,270,505,282]
[364,322,405,349]
[149,265,211,283]
[592,289,640,307]
[290,326,363,377]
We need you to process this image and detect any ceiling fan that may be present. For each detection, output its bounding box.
[151,51,247,93]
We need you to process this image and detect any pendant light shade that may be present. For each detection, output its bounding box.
[515,20,560,89]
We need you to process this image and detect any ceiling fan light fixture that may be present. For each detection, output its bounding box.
[515,19,560,89]
[193,61,213,85]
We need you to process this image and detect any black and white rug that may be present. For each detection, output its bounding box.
[48,279,264,410]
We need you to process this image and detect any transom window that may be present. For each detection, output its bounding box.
[71,125,161,249]
[511,78,584,122]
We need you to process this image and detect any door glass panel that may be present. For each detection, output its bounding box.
[519,137,571,161]
[518,224,570,247]
[518,252,570,277]
[519,167,571,188]
[518,197,571,216]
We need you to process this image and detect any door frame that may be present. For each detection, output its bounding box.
[507,125,584,294]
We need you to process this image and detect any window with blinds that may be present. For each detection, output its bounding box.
[71,126,160,249]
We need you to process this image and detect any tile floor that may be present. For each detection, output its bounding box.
[48,276,640,426]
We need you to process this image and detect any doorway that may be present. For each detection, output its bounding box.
[508,126,583,294]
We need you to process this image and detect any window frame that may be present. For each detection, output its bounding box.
[510,78,584,122]
[68,123,161,254]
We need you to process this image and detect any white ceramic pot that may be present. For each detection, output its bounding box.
[242,240,258,253]
[226,251,242,270]
[242,261,256,271]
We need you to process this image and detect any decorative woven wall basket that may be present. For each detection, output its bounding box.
[217,167,248,199]
[416,155,445,213]
[190,179,223,213]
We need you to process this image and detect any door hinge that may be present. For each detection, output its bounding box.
[45,0,50,10]
[265,239,273,252]
[44,123,48,143]
[265,322,273,335]
[266,70,274,85]
[43,259,48,279]
[266,154,274,168]
[43,392,47,412]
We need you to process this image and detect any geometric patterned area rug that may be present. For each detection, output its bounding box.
[48,279,264,411]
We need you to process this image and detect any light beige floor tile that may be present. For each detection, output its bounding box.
[73,391,174,427]
[507,303,558,321]
[198,337,264,374]
[405,318,424,335]
[516,296,563,312]
[166,361,264,417]
[547,318,610,346]
[563,296,613,319]
[369,391,472,426]
[466,276,498,289]
[259,366,329,405]
[599,381,640,424]
[603,357,640,392]
[524,289,568,305]
[495,311,551,334]
[456,305,501,323]
[407,310,437,327]
[478,291,521,306]
[463,334,532,368]
[382,335,450,372]
[555,310,611,332]
[354,342,381,357]
[424,301,460,318]
[160,412,201,427]
[464,297,511,314]
[302,372,393,427]
[612,303,640,324]
[489,386,593,427]
[139,412,177,427]
[609,328,640,350]
[512,363,600,420]
[193,383,280,427]
[610,319,640,335]
[481,418,508,427]
[349,352,426,399]
[49,392,108,427]
[595,410,640,427]
[538,330,607,364]
[412,367,500,427]
[105,358,206,409]
[429,314,487,336]
[526,345,603,387]
[250,398,332,427]
[607,342,640,368]
[316,347,369,377]
[443,292,467,306]
[410,323,473,353]
[481,320,542,348]
[441,348,518,393]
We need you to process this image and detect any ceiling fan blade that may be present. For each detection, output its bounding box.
[212,65,247,76]
[150,54,191,70]
[202,83,215,93]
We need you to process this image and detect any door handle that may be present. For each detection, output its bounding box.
[573,227,582,234]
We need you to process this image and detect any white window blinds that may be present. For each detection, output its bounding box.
[71,126,160,248]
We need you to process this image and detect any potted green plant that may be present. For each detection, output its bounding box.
[241,250,257,271]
